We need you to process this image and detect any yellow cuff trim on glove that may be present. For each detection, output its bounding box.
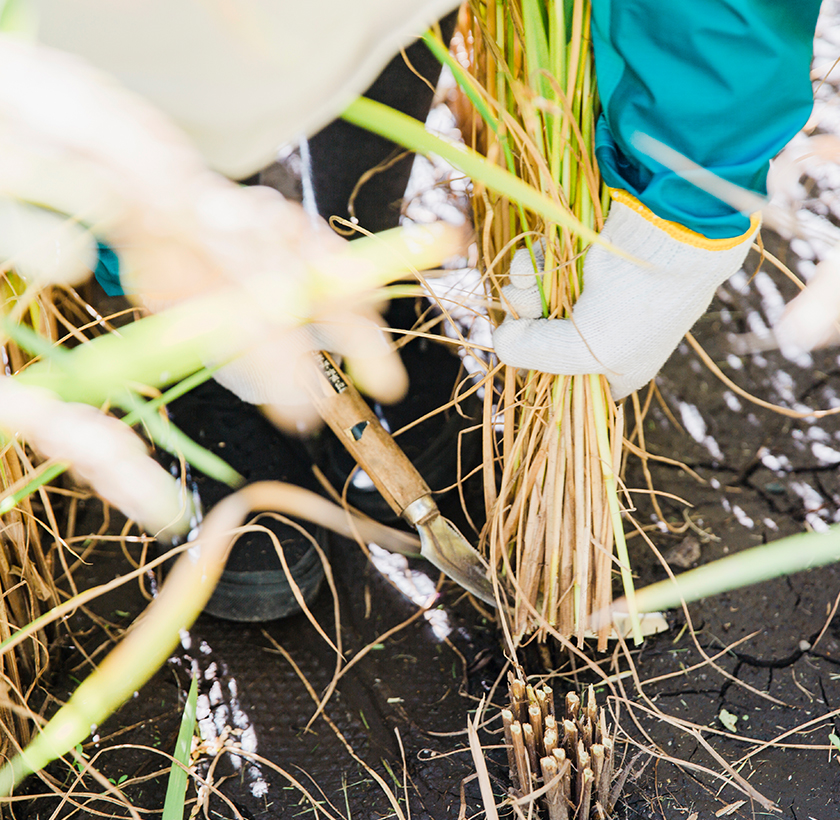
[609,188,760,251]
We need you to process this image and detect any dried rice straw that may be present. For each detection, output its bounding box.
[0,273,62,762]
[463,0,640,645]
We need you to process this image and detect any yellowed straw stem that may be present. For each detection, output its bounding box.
[0,277,67,759]
[466,0,638,645]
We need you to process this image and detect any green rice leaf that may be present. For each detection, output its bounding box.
[624,526,840,615]
[0,460,67,515]
[421,30,501,137]
[521,0,551,97]
[342,96,603,250]
[0,317,71,364]
[120,376,243,488]
[162,674,198,820]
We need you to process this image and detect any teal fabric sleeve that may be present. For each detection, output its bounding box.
[93,241,124,296]
[591,1,822,238]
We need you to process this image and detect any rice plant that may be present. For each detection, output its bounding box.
[0,273,62,764]
[461,0,638,645]
[344,1,641,647]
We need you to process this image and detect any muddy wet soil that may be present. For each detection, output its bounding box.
[16,221,840,820]
[609,229,840,819]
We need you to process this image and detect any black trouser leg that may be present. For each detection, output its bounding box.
[303,13,482,521]
[306,11,459,235]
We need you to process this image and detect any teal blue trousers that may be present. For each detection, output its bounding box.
[592,0,822,237]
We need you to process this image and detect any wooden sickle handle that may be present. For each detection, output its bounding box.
[305,352,431,516]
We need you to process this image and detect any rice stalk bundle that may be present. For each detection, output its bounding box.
[504,675,625,818]
[0,273,63,760]
[463,0,638,645]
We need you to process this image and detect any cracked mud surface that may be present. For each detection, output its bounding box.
[607,226,840,819]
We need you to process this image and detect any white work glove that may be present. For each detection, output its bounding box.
[35,0,461,179]
[493,190,760,399]
[0,35,411,414]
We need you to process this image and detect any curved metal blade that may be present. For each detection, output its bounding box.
[418,514,499,606]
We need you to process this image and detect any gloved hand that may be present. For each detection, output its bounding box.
[209,305,404,415]
[492,189,760,399]
[0,36,414,415]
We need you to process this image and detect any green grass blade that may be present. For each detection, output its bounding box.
[0,461,68,515]
[162,674,198,820]
[521,0,551,96]
[421,30,500,136]
[0,318,71,364]
[119,386,242,488]
[624,526,840,615]
[120,368,217,427]
[342,96,603,250]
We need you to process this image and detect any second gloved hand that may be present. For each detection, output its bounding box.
[492,189,760,400]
